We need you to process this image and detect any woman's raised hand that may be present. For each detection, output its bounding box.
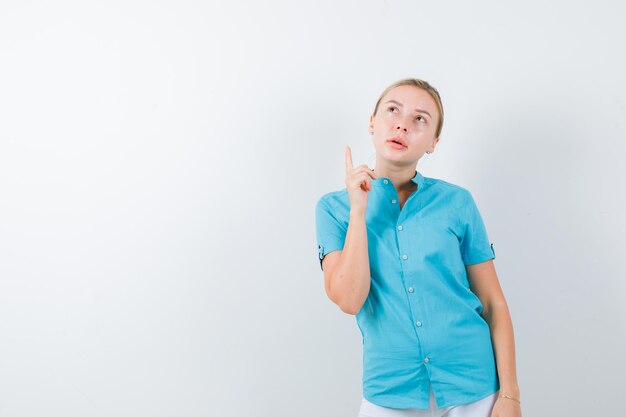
[345,146,378,213]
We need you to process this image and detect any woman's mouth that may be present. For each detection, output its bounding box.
[386,139,407,149]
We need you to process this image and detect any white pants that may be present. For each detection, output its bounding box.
[358,385,498,417]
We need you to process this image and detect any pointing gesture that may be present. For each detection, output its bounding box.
[345,146,377,211]
[345,144,355,173]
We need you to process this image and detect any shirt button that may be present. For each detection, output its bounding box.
[408,287,414,293]
[383,179,389,184]
[424,357,430,363]
[397,225,403,231]
[415,321,422,327]
[402,254,408,260]
[391,199,397,204]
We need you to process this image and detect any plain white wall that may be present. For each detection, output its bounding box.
[1,1,625,416]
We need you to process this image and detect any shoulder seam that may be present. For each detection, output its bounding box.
[319,189,348,207]
[426,177,470,194]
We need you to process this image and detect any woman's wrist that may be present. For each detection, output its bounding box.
[498,382,521,403]
[498,383,520,404]
[349,208,367,219]
[498,394,521,404]
[499,383,520,397]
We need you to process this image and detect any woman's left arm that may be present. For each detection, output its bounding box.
[466,260,522,417]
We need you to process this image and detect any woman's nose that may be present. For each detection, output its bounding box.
[396,125,408,132]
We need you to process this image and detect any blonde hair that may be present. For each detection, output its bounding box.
[372,78,444,139]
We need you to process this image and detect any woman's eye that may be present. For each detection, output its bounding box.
[416,116,426,123]
[387,106,397,113]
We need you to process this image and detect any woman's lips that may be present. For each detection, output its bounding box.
[386,140,407,149]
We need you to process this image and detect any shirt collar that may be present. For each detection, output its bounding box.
[373,170,425,189]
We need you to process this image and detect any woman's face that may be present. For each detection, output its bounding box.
[369,85,440,166]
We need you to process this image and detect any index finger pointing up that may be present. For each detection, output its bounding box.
[345,145,353,173]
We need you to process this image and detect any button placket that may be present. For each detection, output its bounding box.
[386,178,425,358]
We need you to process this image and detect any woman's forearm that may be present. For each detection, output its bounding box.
[329,209,371,315]
[483,301,521,398]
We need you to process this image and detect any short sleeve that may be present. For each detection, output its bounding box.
[315,197,347,271]
[460,192,496,266]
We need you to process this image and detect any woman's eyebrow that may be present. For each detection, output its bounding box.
[385,99,432,119]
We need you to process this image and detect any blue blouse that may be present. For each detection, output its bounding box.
[315,170,499,409]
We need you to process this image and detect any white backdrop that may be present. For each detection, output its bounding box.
[1,1,625,416]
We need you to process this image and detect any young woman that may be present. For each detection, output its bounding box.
[315,79,522,417]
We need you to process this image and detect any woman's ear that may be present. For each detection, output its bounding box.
[369,114,374,134]
[428,137,440,152]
